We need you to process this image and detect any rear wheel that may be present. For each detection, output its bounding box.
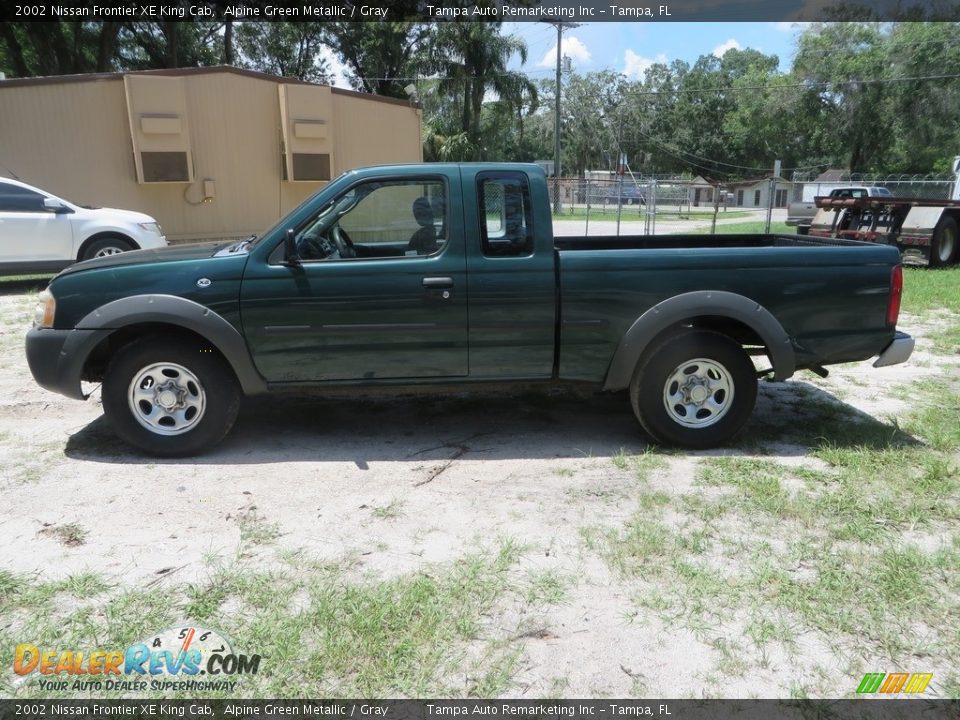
[930,217,958,267]
[81,235,134,261]
[102,336,241,457]
[630,330,757,449]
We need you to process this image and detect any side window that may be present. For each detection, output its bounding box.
[478,173,533,258]
[293,178,446,262]
[0,184,47,212]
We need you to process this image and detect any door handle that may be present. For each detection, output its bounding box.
[422,276,454,289]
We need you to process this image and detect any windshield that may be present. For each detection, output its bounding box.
[248,171,351,247]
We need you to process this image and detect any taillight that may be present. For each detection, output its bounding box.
[887,264,903,326]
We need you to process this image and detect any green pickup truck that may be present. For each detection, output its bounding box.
[26,163,913,456]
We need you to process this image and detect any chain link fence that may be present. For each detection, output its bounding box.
[548,177,714,211]
[789,171,957,201]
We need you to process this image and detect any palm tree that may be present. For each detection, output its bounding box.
[431,22,537,161]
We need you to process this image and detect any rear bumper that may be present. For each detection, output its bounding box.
[873,331,915,368]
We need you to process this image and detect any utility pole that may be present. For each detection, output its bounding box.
[766,159,781,233]
[546,21,579,214]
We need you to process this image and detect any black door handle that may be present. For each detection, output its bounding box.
[422,276,454,289]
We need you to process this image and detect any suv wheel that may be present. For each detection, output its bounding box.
[81,235,134,261]
[102,336,241,457]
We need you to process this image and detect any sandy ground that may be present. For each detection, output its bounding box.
[0,277,952,697]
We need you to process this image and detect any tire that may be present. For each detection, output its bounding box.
[102,336,241,457]
[81,235,134,261]
[930,216,958,268]
[629,330,757,449]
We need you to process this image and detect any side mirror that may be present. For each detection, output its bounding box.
[283,228,301,266]
[43,198,70,214]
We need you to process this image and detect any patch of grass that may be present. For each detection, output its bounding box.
[371,498,405,520]
[691,221,792,235]
[587,373,960,679]
[5,540,526,699]
[901,266,960,315]
[524,569,570,606]
[467,646,523,698]
[609,447,668,480]
[235,510,281,547]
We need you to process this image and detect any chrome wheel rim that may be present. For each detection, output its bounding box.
[662,357,734,428]
[94,246,124,258]
[128,362,206,436]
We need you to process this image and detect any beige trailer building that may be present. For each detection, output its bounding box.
[0,66,423,242]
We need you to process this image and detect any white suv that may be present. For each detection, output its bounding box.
[0,177,167,275]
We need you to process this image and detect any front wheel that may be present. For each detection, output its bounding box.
[81,235,134,261]
[102,336,241,457]
[630,330,757,449]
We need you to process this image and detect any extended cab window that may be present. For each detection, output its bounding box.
[478,173,533,258]
[293,179,447,262]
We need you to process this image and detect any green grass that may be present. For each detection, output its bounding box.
[586,374,960,687]
[2,540,527,699]
[552,207,753,222]
[524,569,571,606]
[691,221,793,234]
[902,265,960,315]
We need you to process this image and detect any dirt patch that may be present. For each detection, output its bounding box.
[0,288,956,699]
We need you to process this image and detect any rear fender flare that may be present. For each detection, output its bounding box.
[602,290,796,391]
[73,294,268,395]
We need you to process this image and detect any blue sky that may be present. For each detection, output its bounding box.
[319,22,809,89]
[506,22,808,80]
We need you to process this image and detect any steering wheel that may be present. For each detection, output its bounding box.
[331,225,357,258]
[298,233,333,260]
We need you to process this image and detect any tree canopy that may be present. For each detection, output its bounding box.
[2,20,959,176]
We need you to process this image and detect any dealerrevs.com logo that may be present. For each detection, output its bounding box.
[13,626,261,693]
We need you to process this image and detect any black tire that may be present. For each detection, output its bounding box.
[81,235,134,261]
[102,336,241,457]
[930,216,958,268]
[630,330,757,449]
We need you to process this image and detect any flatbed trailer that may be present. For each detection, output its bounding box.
[809,195,960,267]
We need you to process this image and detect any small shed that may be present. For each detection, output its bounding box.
[726,176,793,208]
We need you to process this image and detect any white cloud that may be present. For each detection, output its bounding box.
[623,50,668,80]
[319,45,351,88]
[537,36,592,68]
[712,39,742,58]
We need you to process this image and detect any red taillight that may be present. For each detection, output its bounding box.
[887,264,903,326]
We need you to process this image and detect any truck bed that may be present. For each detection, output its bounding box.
[552,233,902,384]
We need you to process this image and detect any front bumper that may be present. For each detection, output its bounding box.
[26,327,110,400]
[873,331,915,368]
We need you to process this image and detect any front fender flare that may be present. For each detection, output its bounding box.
[72,294,268,395]
[602,290,796,391]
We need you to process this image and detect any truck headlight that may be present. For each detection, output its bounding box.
[138,221,162,235]
[34,290,56,329]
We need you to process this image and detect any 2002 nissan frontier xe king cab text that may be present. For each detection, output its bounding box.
[26,163,914,457]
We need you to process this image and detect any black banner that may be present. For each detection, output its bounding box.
[3,0,960,23]
[1,700,959,720]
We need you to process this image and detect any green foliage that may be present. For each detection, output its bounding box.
[2,20,960,177]
[322,23,432,99]
[235,22,329,82]
[424,23,537,161]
